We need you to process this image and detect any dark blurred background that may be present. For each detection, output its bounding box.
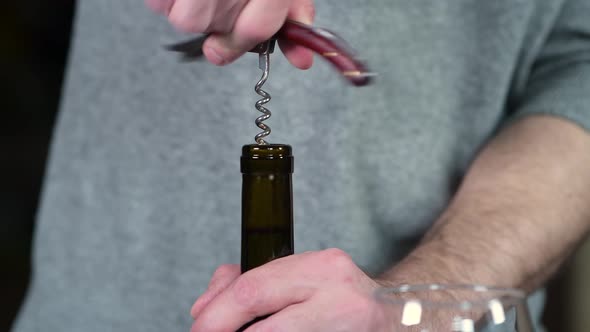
[1,1,75,330]
[1,1,589,331]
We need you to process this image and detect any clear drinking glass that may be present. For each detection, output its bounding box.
[373,284,534,332]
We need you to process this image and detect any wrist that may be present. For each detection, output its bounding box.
[379,238,517,288]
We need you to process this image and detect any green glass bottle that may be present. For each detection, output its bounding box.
[241,144,294,273]
[237,144,294,331]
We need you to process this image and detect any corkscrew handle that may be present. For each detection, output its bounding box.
[166,20,374,86]
[277,20,373,86]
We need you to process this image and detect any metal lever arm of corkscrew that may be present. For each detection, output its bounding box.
[166,20,374,86]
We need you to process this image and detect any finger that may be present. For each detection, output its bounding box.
[280,0,315,69]
[192,255,320,331]
[206,264,240,290]
[145,0,175,14]
[245,294,380,332]
[168,0,215,33]
[203,0,292,65]
[169,0,249,34]
[190,264,240,319]
[278,40,314,70]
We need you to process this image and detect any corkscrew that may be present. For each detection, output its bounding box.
[166,20,374,144]
[252,40,274,145]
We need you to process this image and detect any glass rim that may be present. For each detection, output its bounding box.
[375,283,527,309]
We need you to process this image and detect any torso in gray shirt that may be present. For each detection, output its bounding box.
[15,0,590,330]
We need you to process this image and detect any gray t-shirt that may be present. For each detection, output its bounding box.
[13,0,590,331]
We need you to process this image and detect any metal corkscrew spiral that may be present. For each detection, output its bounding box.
[251,40,276,145]
[254,51,271,145]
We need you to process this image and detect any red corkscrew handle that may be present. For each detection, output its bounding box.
[277,20,373,86]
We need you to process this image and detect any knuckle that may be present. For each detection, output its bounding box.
[236,22,272,44]
[213,264,236,277]
[322,248,354,267]
[207,264,237,289]
[168,11,210,33]
[211,13,236,34]
[232,274,261,309]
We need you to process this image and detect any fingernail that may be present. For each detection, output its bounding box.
[205,47,226,66]
[300,15,313,25]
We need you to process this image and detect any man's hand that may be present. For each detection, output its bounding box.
[146,0,315,69]
[190,249,388,332]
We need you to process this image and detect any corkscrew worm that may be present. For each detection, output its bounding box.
[253,41,273,145]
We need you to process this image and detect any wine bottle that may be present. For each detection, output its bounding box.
[238,144,294,331]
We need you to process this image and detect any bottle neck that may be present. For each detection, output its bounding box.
[241,144,294,273]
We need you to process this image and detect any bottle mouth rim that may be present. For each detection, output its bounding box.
[242,144,292,160]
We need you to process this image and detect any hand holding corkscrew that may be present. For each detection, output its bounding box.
[167,20,374,144]
[167,20,374,86]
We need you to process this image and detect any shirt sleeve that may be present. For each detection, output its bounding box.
[508,0,590,133]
